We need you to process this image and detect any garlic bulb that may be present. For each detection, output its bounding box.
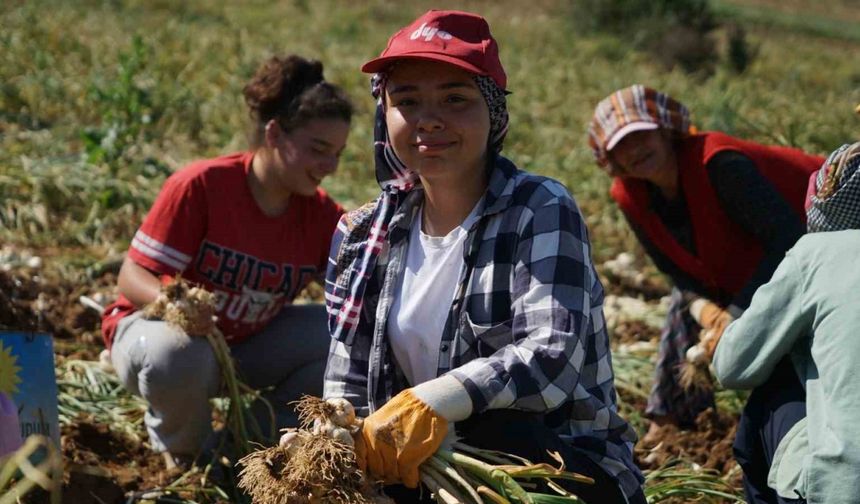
[279,429,308,456]
[329,427,355,447]
[326,398,356,427]
[313,419,337,437]
[685,344,707,364]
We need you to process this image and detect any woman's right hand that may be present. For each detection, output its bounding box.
[354,388,448,488]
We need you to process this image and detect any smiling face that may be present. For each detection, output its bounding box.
[270,117,350,196]
[384,59,491,186]
[608,128,678,189]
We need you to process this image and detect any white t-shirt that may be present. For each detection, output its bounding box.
[387,201,481,386]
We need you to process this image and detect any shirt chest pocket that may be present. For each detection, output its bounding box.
[464,312,514,357]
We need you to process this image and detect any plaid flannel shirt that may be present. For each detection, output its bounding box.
[324,156,643,497]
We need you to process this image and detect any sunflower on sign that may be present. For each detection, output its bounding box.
[0,340,23,396]
[0,340,23,458]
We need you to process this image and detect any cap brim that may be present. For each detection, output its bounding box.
[605,122,659,151]
[361,52,487,77]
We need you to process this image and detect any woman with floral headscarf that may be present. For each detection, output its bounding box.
[588,86,823,441]
[714,142,860,504]
[324,10,644,503]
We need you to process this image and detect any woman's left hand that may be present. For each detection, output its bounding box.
[690,299,732,334]
[688,299,733,361]
[354,388,448,488]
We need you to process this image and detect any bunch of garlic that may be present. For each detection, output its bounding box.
[144,279,217,336]
[280,397,361,450]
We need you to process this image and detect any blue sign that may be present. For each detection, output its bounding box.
[0,332,60,447]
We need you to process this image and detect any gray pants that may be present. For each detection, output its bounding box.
[110,304,330,455]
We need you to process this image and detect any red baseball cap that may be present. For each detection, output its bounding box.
[361,10,507,90]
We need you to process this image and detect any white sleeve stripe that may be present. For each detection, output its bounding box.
[134,230,193,263]
[131,237,188,271]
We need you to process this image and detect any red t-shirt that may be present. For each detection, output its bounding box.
[101,152,343,347]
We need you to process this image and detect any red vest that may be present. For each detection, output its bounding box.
[610,132,823,299]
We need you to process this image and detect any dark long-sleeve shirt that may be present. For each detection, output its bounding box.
[626,150,806,315]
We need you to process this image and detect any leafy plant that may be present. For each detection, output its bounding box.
[83,35,156,168]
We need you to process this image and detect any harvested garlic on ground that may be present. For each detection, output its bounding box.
[326,398,356,427]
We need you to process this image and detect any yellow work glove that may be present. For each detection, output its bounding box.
[354,388,448,488]
[689,299,733,360]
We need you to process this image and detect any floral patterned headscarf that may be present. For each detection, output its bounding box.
[806,142,860,233]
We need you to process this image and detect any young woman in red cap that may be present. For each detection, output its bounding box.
[324,10,644,503]
[587,86,823,444]
[100,55,352,468]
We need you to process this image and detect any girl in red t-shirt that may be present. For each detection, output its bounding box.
[101,55,352,469]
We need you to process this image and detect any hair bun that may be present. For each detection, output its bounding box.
[243,55,326,124]
[241,54,352,148]
[293,58,324,88]
[280,56,324,105]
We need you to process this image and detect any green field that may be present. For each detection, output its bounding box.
[2,0,859,501]
[2,0,857,264]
